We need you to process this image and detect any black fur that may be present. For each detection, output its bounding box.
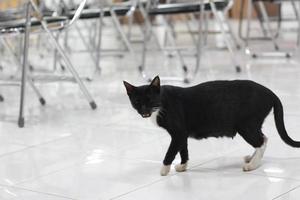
[124,76,300,166]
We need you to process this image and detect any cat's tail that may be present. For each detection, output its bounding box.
[273,95,300,147]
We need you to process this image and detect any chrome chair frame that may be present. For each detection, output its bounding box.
[239,0,300,58]
[169,0,240,50]
[61,0,138,74]
[0,0,97,127]
[138,0,241,83]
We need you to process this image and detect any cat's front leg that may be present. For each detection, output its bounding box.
[160,165,171,176]
[161,138,185,176]
[175,142,189,172]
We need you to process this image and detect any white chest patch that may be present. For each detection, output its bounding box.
[150,110,160,126]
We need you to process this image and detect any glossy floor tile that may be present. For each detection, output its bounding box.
[113,169,300,200]
[17,157,167,200]
[193,136,300,180]
[275,186,300,200]
[0,18,300,200]
[0,184,74,200]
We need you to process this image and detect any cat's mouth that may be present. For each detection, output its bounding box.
[141,113,151,118]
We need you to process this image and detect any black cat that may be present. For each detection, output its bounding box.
[123,76,300,176]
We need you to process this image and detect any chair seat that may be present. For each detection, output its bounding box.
[67,6,131,20]
[148,1,229,15]
[0,16,67,33]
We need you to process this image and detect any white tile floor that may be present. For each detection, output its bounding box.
[0,19,300,200]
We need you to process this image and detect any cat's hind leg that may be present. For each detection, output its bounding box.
[243,136,268,171]
[244,153,255,163]
[238,129,268,171]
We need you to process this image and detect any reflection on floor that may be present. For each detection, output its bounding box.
[0,20,300,200]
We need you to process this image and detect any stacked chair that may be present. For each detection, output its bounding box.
[138,0,241,83]
[0,0,97,127]
[63,0,138,73]
[238,0,300,58]
[0,0,255,126]
[60,0,242,83]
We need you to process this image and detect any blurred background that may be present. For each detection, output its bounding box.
[0,0,299,200]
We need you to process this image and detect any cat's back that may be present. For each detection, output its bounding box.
[185,80,273,95]
[161,80,275,101]
[190,79,262,89]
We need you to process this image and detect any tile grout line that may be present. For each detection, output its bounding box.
[109,156,225,200]
[272,185,300,200]
[197,165,300,182]
[0,183,78,200]
[14,160,83,185]
[110,148,300,200]
[109,145,253,199]
[11,138,299,199]
[13,135,169,187]
[0,135,73,159]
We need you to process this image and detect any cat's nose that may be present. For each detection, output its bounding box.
[141,105,147,112]
[140,105,151,118]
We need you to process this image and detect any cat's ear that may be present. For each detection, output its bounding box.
[150,76,160,89]
[123,81,136,95]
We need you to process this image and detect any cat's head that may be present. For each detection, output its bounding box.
[123,76,161,118]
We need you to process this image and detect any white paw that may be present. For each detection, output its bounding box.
[160,165,171,176]
[243,163,259,172]
[244,155,252,163]
[175,162,188,172]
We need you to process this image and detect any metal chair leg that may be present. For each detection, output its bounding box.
[253,3,269,37]
[2,37,46,106]
[161,16,189,82]
[95,7,104,74]
[194,0,205,79]
[245,0,253,49]
[210,0,241,72]
[110,9,136,59]
[139,13,151,81]
[27,78,46,105]
[257,1,279,50]
[291,0,300,47]
[221,11,241,49]
[127,9,134,40]
[185,14,197,46]
[75,23,100,71]
[138,3,163,50]
[18,2,31,128]
[204,12,209,46]
[46,29,97,109]
[30,0,97,110]
[298,1,300,47]
[53,32,60,71]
